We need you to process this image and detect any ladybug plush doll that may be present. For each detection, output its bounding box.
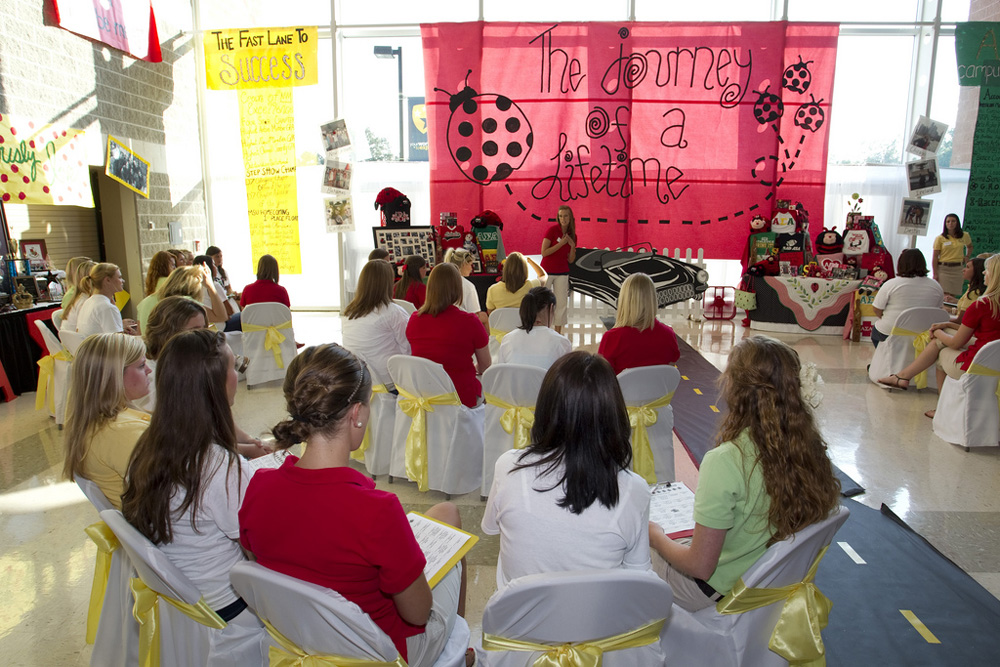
[749,253,781,277]
[815,227,843,254]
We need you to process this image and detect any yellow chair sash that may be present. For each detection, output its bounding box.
[889,327,932,389]
[130,578,227,667]
[482,617,665,667]
[115,290,130,311]
[243,320,293,369]
[84,521,119,644]
[263,618,408,667]
[490,327,509,344]
[625,392,675,484]
[351,384,389,462]
[484,393,535,449]
[35,349,72,412]
[396,387,462,492]
[966,362,1000,415]
[716,545,832,666]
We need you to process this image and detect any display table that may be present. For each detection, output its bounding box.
[749,277,861,335]
[0,302,60,398]
[467,274,499,311]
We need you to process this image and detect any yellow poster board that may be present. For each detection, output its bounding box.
[0,115,92,206]
[204,27,317,90]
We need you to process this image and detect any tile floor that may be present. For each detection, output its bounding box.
[1,310,998,665]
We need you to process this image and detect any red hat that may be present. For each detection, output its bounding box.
[374,187,404,209]
[471,209,503,230]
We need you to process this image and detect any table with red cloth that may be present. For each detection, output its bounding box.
[0,302,60,398]
[748,277,861,334]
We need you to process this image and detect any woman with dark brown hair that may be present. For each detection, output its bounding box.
[870,248,944,348]
[240,254,290,308]
[342,259,410,388]
[406,263,490,407]
[393,255,428,309]
[485,252,546,313]
[649,336,840,611]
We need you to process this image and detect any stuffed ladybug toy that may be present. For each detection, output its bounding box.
[815,227,844,254]
[750,214,768,233]
[375,187,411,228]
[470,209,504,230]
[748,252,781,277]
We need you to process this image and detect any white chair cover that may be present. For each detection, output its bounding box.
[480,569,673,667]
[387,355,485,495]
[933,339,1000,448]
[241,302,297,387]
[33,319,71,426]
[868,307,952,389]
[224,331,246,381]
[617,365,682,483]
[480,363,547,497]
[100,510,265,667]
[76,478,138,667]
[662,505,850,667]
[231,561,469,667]
[488,308,521,360]
[52,308,64,329]
[357,359,398,477]
[393,298,417,315]
[60,329,86,356]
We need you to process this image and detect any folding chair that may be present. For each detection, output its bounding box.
[933,339,1000,449]
[488,308,521,361]
[241,302,297,387]
[868,307,951,390]
[617,364,681,484]
[480,363,546,498]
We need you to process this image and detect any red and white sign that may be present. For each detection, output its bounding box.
[53,0,162,62]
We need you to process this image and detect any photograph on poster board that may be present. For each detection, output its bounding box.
[324,197,354,233]
[372,227,437,266]
[907,116,949,158]
[321,161,352,195]
[897,198,933,236]
[906,158,941,197]
[321,119,351,155]
[19,239,49,271]
[105,135,150,198]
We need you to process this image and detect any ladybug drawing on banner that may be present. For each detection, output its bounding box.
[782,57,813,94]
[794,96,826,132]
[753,86,784,125]
[435,70,534,185]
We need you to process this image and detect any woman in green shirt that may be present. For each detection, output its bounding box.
[649,336,840,611]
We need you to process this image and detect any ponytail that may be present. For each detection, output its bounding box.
[519,286,557,333]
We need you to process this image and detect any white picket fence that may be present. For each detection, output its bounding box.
[566,247,707,348]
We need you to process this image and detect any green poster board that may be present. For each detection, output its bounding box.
[956,23,1000,88]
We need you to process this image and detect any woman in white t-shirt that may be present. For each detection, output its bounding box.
[870,249,944,348]
[444,247,488,329]
[122,329,266,665]
[342,259,411,390]
[76,262,139,336]
[482,351,652,588]
[61,259,96,332]
[497,286,571,370]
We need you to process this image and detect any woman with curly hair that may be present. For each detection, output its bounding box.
[649,335,840,611]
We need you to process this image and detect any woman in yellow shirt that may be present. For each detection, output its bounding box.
[932,213,973,297]
[486,252,547,313]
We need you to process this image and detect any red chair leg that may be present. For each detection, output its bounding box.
[0,358,15,403]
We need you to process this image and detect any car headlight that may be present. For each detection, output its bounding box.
[696,269,709,284]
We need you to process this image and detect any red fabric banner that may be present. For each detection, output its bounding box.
[53,0,162,63]
[421,22,838,259]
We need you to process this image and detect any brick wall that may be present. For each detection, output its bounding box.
[0,0,209,268]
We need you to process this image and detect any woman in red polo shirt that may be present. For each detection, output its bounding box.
[240,254,290,308]
[598,272,680,374]
[407,263,490,407]
[393,255,428,309]
[540,204,577,333]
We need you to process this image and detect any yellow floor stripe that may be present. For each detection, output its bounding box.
[681,375,689,380]
[710,405,719,413]
[900,610,940,644]
[693,388,703,395]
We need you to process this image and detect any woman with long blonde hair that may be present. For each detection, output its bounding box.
[485,251,546,313]
[649,336,840,611]
[60,259,96,332]
[597,272,679,374]
[60,256,91,310]
[76,262,139,336]
[342,259,410,388]
[63,333,151,507]
[160,265,229,324]
[444,247,487,327]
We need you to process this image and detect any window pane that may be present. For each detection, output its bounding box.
[941,0,970,22]
[787,0,918,22]
[930,36,960,168]
[827,35,914,165]
[484,0,627,21]
[200,1,330,30]
[337,0,477,25]
[635,0,772,21]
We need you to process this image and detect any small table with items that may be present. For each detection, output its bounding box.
[748,276,862,335]
[0,301,61,397]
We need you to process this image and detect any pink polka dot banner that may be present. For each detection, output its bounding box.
[0,115,93,206]
[421,23,838,260]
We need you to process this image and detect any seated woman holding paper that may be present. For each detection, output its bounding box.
[122,329,266,662]
[239,343,473,667]
[482,351,652,588]
[648,336,840,612]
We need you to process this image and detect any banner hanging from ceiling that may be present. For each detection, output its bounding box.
[0,114,92,206]
[421,22,838,259]
[53,0,162,62]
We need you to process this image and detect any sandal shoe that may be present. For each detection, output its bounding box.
[878,374,910,390]
[466,647,477,667]
[925,410,936,419]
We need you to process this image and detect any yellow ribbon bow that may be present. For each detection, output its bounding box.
[889,327,932,389]
[484,393,535,449]
[84,521,120,644]
[35,349,72,412]
[490,327,509,344]
[716,545,833,666]
[482,617,665,667]
[965,362,1000,415]
[263,618,408,667]
[625,392,675,484]
[351,384,389,462]
[243,320,293,368]
[130,578,227,667]
[396,387,462,492]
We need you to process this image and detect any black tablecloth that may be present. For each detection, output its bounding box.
[467,274,499,312]
[0,303,60,396]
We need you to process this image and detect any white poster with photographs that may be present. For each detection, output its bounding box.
[321,160,352,195]
[907,116,949,158]
[324,197,354,233]
[321,119,351,157]
[897,197,933,237]
[906,158,942,197]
